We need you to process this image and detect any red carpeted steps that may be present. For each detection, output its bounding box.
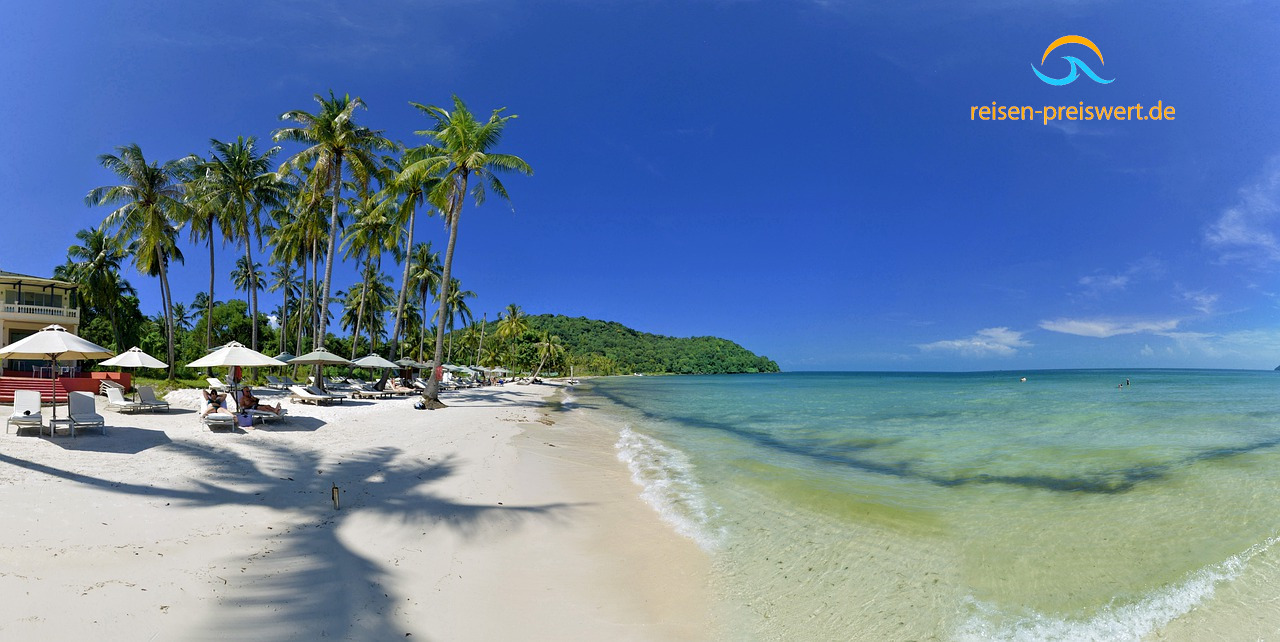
[0,376,70,404]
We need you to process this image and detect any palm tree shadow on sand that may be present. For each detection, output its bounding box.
[0,441,580,640]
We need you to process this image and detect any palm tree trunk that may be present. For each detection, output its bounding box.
[205,231,215,352]
[158,257,176,380]
[391,209,415,359]
[425,177,465,406]
[242,209,261,378]
[475,313,486,367]
[351,264,369,361]
[418,286,428,363]
[281,264,291,355]
[315,158,343,391]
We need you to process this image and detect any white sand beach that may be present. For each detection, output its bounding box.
[0,383,713,640]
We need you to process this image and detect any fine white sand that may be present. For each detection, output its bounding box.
[0,382,712,640]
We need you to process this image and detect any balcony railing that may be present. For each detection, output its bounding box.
[0,304,80,320]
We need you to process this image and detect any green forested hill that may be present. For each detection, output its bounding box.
[524,314,780,375]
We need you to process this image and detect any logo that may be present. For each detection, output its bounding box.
[1032,35,1113,86]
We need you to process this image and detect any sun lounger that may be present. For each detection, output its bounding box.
[227,397,287,423]
[289,385,342,405]
[202,411,236,430]
[105,387,147,413]
[136,386,170,412]
[206,377,229,392]
[350,384,392,399]
[69,391,106,437]
[99,380,125,395]
[281,376,301,387]
[7,389,44,434]
[265,375,287,390]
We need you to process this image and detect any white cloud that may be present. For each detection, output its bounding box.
[916,327,1031,357]
[1177,288,1219,314]
[1038,318,1180,338]
[1140,344,1154,356]
[1205,156,1280,267]
[1075,257,1164,297]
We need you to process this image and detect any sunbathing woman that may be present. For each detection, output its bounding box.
[202,388,230,418]
[239,386,283,415]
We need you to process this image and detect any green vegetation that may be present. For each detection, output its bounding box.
[59,91,768,388]
[478,314,779,376]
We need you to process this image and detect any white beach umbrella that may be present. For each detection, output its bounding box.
[353,354,399,370]
[186,341,287,369]
[290,348,354,366]
[0,324,115,426]
[272,352,296,364]
[100,346,167,369]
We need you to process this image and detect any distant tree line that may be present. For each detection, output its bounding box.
[517,314,780,376]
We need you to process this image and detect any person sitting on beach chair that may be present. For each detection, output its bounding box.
[239,386,283,416]
[202,388,231,418]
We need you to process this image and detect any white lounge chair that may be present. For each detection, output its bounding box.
[136,386,170,412]
[69,391,106,437]
[206,377,229,392]
[7,389,44,434]
[104,387,146,413]
[227,396,286,423]
[289,385,336,405]
[202,411,236,430]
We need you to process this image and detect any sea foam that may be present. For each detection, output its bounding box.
[615,424,725,550]
[955,534,1280,641]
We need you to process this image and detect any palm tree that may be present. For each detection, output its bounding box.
[171,302,193,332]
[199,137,291,358]
[60,227,135,351]
[496,304,527,344]
[274,91,394,386]
[442,278,475,362]
[231,256,264,301]
[529,331,564,381]
[406,242,442,362]
[340,189,399,360]
[400,96,532,405]
[267,259,300,356]
[86,144,188,379]
[383,152,442,358]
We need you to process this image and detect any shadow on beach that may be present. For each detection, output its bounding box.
[0,440,581,639]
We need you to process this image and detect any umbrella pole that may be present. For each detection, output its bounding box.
[50,353,58,434]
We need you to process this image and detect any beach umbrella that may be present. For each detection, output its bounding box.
[353,354,399,370]
[290,348,353,391]
[0,324,114,427]
[272,352,296,364]
[187,341,286,368]
[100,346,167,369]
[291,348,353,366]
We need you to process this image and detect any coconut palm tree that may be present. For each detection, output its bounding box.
[382,152,443,358]
[171,302,193,332]
[400,96,532,405]
[86,144,188,378]
[407,242,442,362]
[274,91,394,385]
[442,278,475,362]
[60,227,136,351]
[267,259,300,356]
[199,136,291,358]
[231,256,264,301]
[529,331,564,381]
[340,189,400,359]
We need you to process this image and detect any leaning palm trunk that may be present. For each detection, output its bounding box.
[158,259,177,380]
[475,314,486,367]
[351,266,369,361]
[391,209,415,358]
[205,231,215,352]
[424,180,465,406]
[318,158,342,392]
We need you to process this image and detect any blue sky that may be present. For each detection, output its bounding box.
[3,1,1280,370]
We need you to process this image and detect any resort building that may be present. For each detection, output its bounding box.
[0,270,80,376]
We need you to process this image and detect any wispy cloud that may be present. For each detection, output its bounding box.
[1039,317,1180,338]
[1075,257,1164,298]
[1177,287,1219,314]
[1205,155,1280,267]
[916,327,1030,357]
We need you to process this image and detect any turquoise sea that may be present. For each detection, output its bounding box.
[569,370,1280,640]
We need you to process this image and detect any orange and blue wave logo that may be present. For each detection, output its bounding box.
[1033,35,1114,86]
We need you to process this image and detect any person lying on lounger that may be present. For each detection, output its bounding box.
[202,388,231,417]
[239,386,282,415]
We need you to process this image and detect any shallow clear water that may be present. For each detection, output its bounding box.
[574,370,1280,640]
